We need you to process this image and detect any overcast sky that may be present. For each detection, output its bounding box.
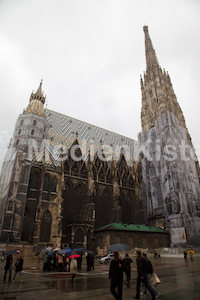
[0,0,200,169]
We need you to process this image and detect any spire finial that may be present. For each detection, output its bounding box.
[143,26,160,73]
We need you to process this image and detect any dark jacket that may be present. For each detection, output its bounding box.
[15,258,23,272]
[123,257,133,271]
[5,255,12,270]
[136,256,147,276]
[109,259,123,282]
[145,258,153,274]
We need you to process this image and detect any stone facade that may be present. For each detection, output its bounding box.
[138,26,200,242]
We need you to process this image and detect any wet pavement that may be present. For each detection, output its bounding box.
[0,255,200,299]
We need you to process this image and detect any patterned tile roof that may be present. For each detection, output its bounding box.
[45,109,139,165]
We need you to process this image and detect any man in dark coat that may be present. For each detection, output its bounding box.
[123,253,133,288]
[3,255,12,283]
[109,252,123,300]
[142,253,159,297]
[133,250,157,300]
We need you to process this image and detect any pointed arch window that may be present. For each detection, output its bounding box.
[106,169,112,184]
[20,120,24,126]
[51,177,57,192]
[18,129,21,135]
[39,210,52,242]
[30,172,39,189]
[71,161,79,177]
[80,162,87,178]
[33,120,37,126]
[31,129,34,135]
[43,174,49,191]
[98,166,105,182]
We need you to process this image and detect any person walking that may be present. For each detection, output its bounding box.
[189,252,194,261]
[133,250,157,300]
[123,253,133,288]
[3,255,13,283]
[12,254,24,283]
[71,257,77,282]
[141,253,160,297]
[183,251,187,260]
[109,252,123,300]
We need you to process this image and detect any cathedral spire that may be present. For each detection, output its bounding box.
[143,25,160,74]
[24,80,46,117]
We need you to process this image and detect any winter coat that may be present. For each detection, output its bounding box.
[4,255,12,270]
[71,259,77,274]
[109,259,123,283]
[145,258,153,274]
[123,257,133,271]
[136,256,147,276]
[15,258,23,272]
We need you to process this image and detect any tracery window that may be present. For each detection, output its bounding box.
[51,177,57,192]
[43,174,49,191]
[39,210,52,242]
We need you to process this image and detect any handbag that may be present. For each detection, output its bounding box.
[150,272,161,286]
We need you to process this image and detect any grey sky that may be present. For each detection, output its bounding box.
[0,0,200,168]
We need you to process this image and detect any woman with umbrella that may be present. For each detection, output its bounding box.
[188,250,194,261]
[70,255,79,282]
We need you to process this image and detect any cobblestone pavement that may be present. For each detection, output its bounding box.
[0,255,200,299]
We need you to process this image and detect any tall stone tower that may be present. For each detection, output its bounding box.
[138,26,200,243]
[0,81,49,242]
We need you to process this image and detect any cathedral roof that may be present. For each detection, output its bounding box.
[95,223,167,233]
[45,109,139,165]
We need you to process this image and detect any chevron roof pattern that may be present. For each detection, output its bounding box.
[45,109,139,165]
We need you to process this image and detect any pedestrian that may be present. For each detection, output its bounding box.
[42,253,48,271]
[123,253,133,288]
[133,250,157,300]
[183,251,187,260]
[109,251,123,300]
[189,252,194,261]
[57,254,63,272]
[141,253,160,298]
[3,254,13,283]
[36,252,41,270]
[77,254,82,272]
[71,257,77,282]
[12,254,24,283]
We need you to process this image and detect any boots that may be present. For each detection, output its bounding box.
[20,276,23,283]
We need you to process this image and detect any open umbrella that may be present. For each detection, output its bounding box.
[53,247,60,251]
[86,250,94,256]
[58,249,67,255]
[77,248,85,253]
[4,249,19,256]
[41,247,52,253]
[69,254,81,259]
[64,248,72,254]
[107,243,131,252]
[188,250,195,254]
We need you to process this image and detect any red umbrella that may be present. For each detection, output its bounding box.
[69,254,81,259]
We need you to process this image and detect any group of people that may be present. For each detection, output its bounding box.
[3,254,24,283]
[109,250,160,300]
[41,252,82,273]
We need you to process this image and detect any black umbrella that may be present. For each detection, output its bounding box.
[107,243,131,252]
[4,249,19,256]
